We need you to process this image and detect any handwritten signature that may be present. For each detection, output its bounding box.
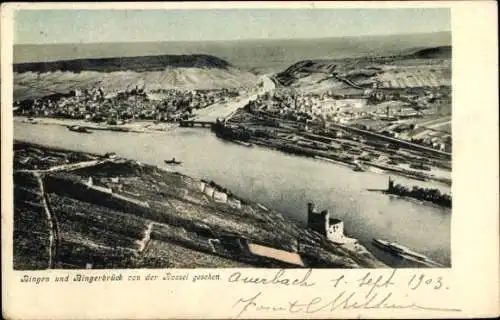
[232,291,461,318]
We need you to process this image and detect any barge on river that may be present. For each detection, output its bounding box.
[372,238,444,267]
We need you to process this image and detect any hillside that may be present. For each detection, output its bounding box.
[13,54,232,73]
[13,54,259,101]
[410,45,451,59]
[274,46,452,93]
[13,141,385,269]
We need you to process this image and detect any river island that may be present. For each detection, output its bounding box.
[12,38,452,269]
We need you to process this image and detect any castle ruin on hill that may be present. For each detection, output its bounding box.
[307,202,356,245]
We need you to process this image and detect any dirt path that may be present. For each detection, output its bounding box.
[137,222,154,252]
[335,75,364,89]
[16,159,109,174]
[34,172,59,269]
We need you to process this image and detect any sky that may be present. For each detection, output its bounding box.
[14,8,451,44]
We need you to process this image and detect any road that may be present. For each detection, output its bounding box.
[192,75,275,122]
[328,122,452,160]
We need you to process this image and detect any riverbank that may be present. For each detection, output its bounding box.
[13,141,387,269]
[227,133,452,187]
[15,115,451,188]
[15,116,178,133]
[14,122,451,267]
[217,108,452,186]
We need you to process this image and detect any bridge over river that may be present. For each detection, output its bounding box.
[178,120,214,128]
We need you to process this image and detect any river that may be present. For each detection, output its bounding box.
[14,122,451,267]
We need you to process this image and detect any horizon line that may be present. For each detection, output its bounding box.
[14,30,451,46]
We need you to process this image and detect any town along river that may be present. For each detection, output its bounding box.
[15,122,451,268]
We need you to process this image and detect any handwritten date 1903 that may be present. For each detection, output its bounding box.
[408,274,446,290]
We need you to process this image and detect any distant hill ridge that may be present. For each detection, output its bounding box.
[410,45,451,59]
[276,45,452,79]
[14,31,451,74]
[13,54,232,73]
[273,45,452,92]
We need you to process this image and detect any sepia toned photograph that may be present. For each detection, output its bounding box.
[12,7,453,271]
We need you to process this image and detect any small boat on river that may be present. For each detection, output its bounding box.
[68,125,92,133]
[164,157,182,165]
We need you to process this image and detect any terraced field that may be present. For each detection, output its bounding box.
[13,142,386,269]
[376,65,451,89]
[13,172,51,270]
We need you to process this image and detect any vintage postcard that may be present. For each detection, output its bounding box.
[1,1,498,319]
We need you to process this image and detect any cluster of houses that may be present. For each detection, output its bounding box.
[410,134,451,152]
[245,88,451,152]
[14,86,241,124]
